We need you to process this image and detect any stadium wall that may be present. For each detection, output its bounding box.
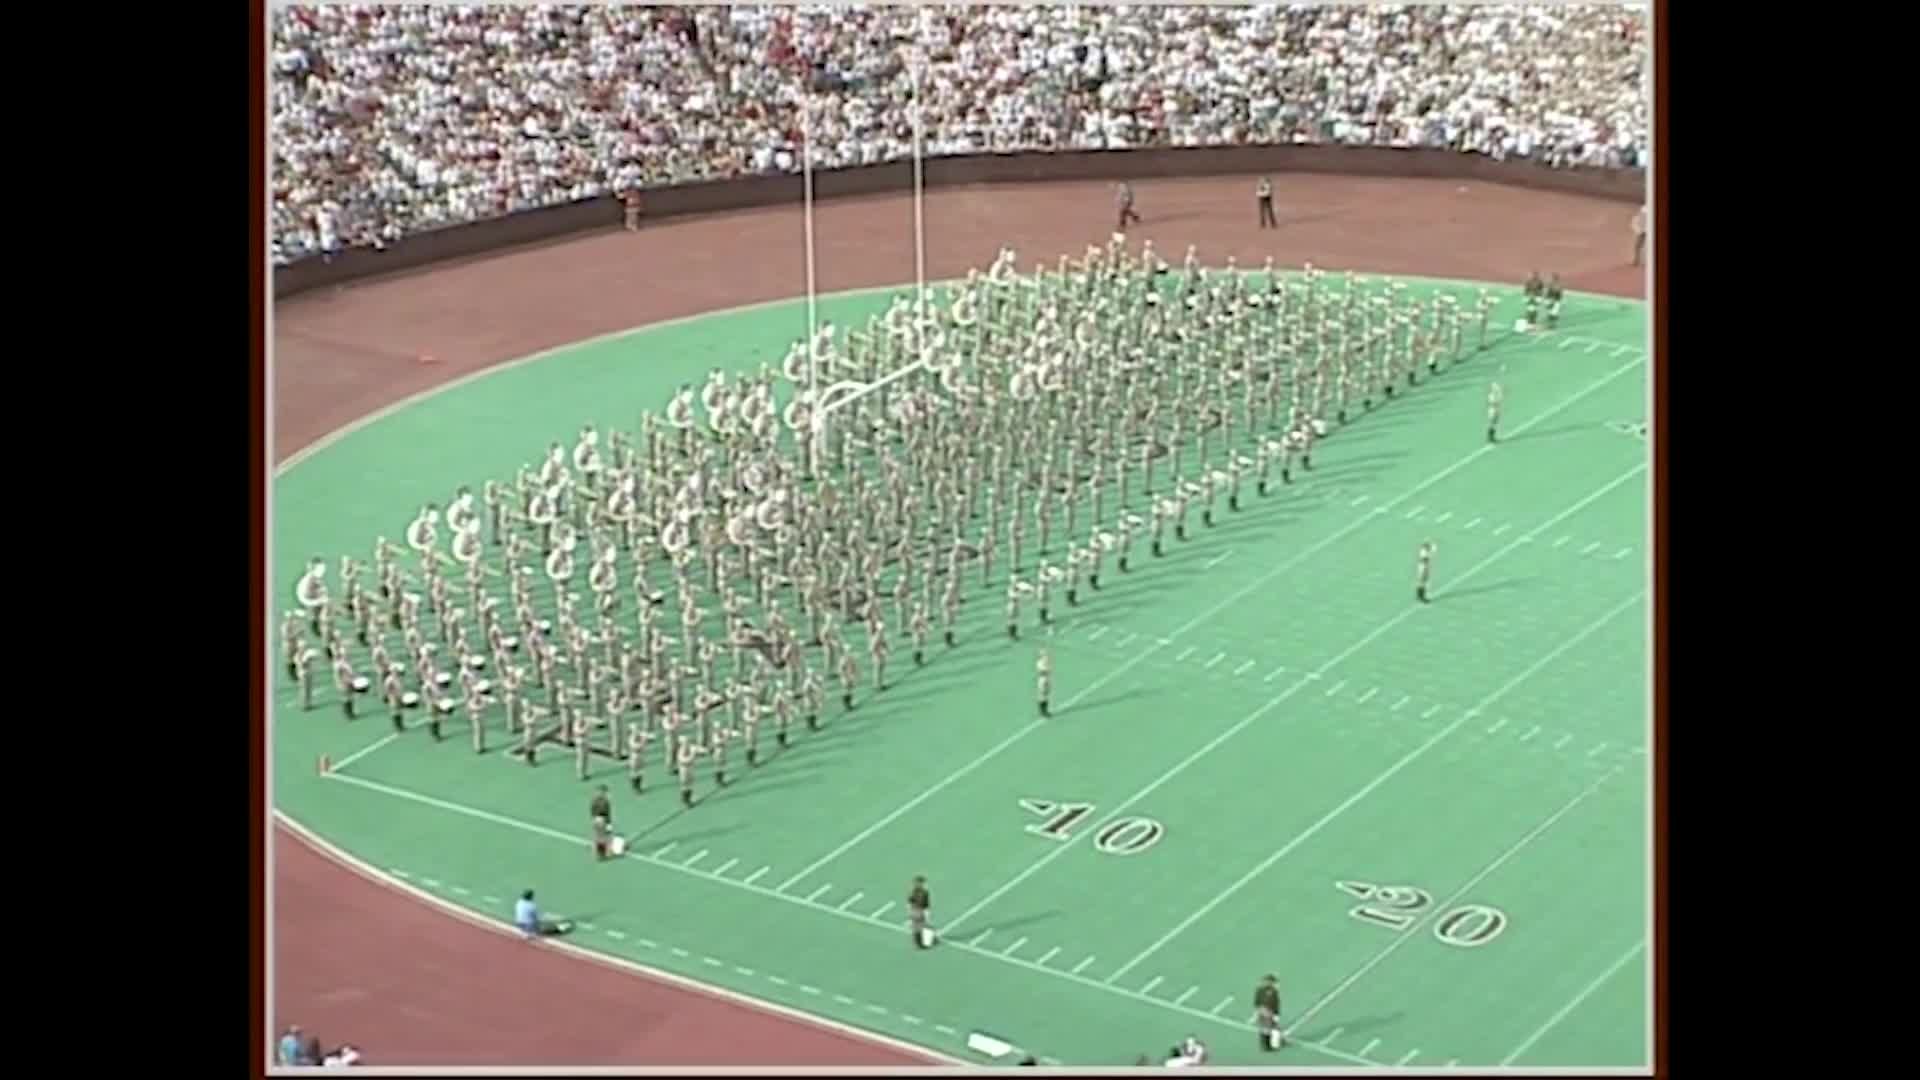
[274,145,1645,299]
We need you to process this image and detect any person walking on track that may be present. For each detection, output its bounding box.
[1116,182,1142,231]
[1257,177,1277,229]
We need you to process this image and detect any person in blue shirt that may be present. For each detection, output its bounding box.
[513,889,572,939]
[277,1025,305,1065]
[513,890,542,939]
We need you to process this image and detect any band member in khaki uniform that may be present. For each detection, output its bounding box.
[1037,646,1054,717]
[676,733,700,808]
[1632,205,1648,267]
[1256,176,1277,229]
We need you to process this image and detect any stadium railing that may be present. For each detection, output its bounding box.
[272,145,1645,300]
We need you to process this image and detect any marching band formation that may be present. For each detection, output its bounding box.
[283,238,1500,807]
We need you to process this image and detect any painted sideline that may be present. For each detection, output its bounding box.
[272,811,964,1067]
[273,272,1640,476]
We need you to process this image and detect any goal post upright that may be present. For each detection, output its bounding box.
[801,91,821,475]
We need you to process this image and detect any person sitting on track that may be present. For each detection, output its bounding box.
[512,889,573,940]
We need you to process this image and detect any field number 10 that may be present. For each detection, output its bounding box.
[1019,798,1165,856]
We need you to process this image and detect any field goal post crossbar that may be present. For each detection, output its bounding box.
[799,5,935,464]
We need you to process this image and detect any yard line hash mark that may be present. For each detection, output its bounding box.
[804,884,832,903]
[743,866,769,885]
[1174,986,1199,1006]
[1089,625,1110,641]
[1204,551,1233,568]
[1391,696,1410,711]
[1072,956,1097,975]
[1422,704,1443,719]
[1233,660,1256,675]
[711,858,737,876]
[1037,946,1061,965]
[1356,687,1379,705]
[1204,652,1225,669]
[1139,975,1165,995]
[1212,996,1234,1016]
[1175,646,1197,663]
[1004,937,1028,957]
[837,891,865,912]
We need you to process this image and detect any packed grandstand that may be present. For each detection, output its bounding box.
[269,3,1649,266]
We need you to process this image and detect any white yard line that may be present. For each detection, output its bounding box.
[1287,765,1627,1036]
[946,473,1647,941]
[1501,941,1648,1065]
[760,356,1644,895]
[1103,589,1645,984]
[329,732,400,774]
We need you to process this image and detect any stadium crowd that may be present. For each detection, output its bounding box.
[271,4,1649,264]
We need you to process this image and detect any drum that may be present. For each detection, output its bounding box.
[350,676,372,694]
[502,635,520,652]
[536,619,554,635]
[434,698,456,715]
[434,671,453,689]
[466,654,487,671]
[401,691,422,709]
[473,679,494,697]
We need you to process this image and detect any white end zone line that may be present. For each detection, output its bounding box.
[270,811,962,1065]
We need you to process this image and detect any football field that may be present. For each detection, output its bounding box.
[273,274,1650,1068]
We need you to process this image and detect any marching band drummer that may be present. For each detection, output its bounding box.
[330,652,360,719]
[382,663,406,731]
[294,642,319,711]
[280,611,304,679]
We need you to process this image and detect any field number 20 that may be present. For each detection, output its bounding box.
[1336,880,1509,948]
[1019,798,1164,855]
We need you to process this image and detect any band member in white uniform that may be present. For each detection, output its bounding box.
[1416,540,1436,604]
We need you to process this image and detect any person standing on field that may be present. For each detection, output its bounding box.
[907,875,933,949]
[1631,205,1648,267]
[1253,974,1285,1050]
[1256,177,1277,229]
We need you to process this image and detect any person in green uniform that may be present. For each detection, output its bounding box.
[1544,273,1565,329]
[1253,974,1284,1050]
[1522,271,1545,327]
[589,784,614,860]
[907,875,933,949]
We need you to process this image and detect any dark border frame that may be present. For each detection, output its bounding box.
[248,1,1670,1074]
